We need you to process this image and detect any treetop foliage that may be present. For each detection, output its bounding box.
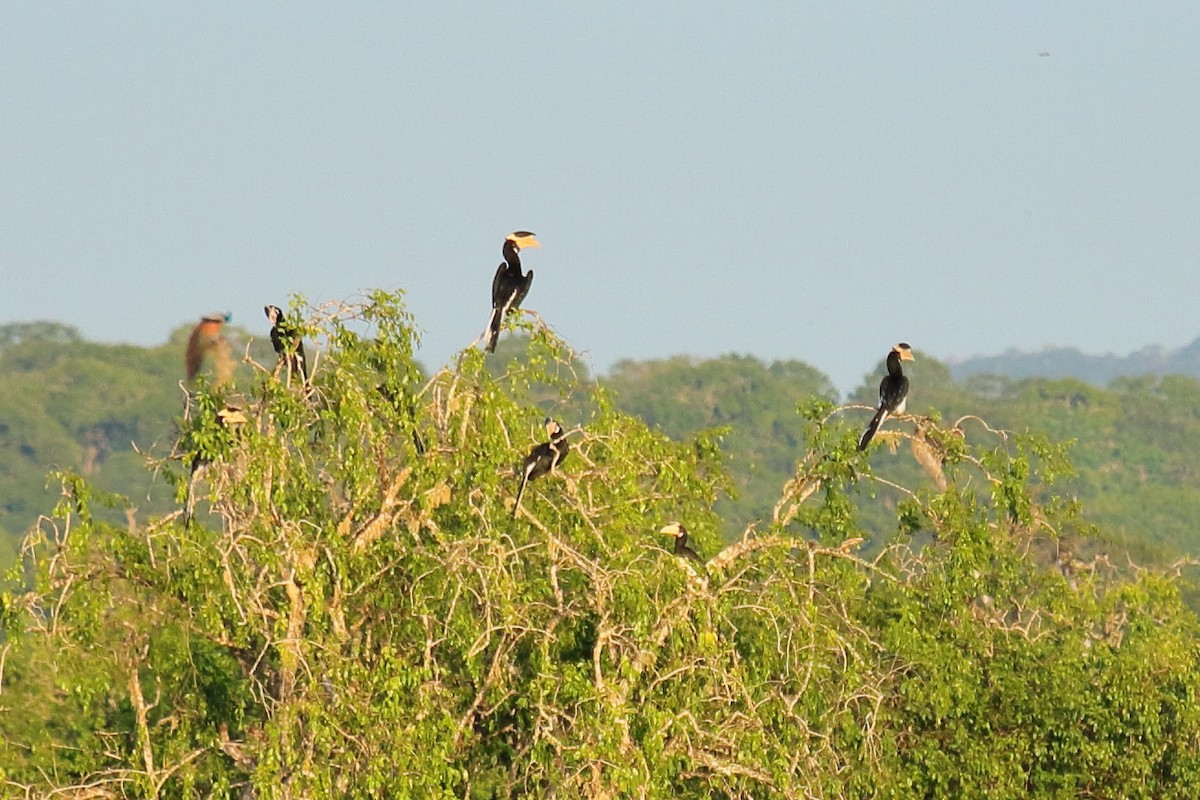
[3,292,1199,798]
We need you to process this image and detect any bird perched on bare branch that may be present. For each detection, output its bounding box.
[512,418,569,518]
[858,343,915,451]
[659,521,703,564]
[264,304,308,382]
[185,312,232,384]
[485,231,541,353]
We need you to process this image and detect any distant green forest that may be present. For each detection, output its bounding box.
[3,320,1199,568]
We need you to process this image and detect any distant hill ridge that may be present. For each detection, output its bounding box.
[949,334,1200,384]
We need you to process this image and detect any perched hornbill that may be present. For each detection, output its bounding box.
[185,313,231,382]
[184,403,248,527]
[264,305,308,382]
[485,231,541,353]
[858,342,915,451]
[659,521,703,564]
[512,417,569,518]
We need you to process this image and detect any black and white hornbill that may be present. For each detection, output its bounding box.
[264,305,308,382]
[659,521,703,565]
[858,342,915,451]
[184,403,248,527]
[185,312,232,382]
[512,417,569,518]
[485,231,541,353]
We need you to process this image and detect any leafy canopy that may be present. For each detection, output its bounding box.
[2,292,1199,799]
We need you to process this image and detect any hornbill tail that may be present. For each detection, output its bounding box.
[857,408,888,451]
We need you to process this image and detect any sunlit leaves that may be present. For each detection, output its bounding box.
[4,293,1200,798]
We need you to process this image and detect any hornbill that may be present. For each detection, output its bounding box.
[185,313,232,382]
[659,521,703,564]
[858,342,915,451]
[264,305,308,382]
[512,417,569,518]
[485,231,541,353]
[184,403,248,527]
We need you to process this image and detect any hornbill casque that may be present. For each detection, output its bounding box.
[512,417,569,518]
[858,342,915,451]
[264,304,308,382]
[485,231,541,353]
[185,312,232,382]
[659,521,703,565]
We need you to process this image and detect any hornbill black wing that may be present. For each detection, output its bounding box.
[486,263,509,353]
[512,464,534,518]
[677,540,703,564]
[293,339,309,382]
[490,262,508,307]
[512,270,534,310]
[857,406,889,451]
[859,373,910,451]
[269,320,308,382]
[511,433,567,518]
[512,444,550,518]
[486,268,533,354]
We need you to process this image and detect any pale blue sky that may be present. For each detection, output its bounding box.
[3,4,1197,392]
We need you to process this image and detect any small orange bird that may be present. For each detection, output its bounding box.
[185,312,232,382]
